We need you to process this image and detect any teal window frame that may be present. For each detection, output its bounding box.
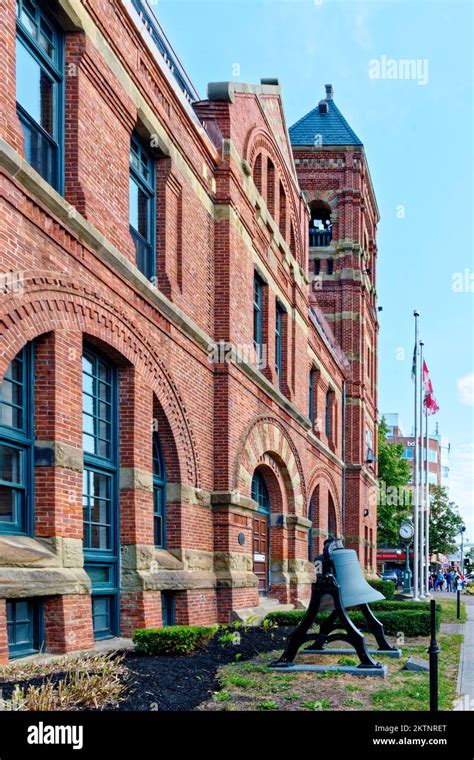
[309,368,315,424]
[161,591,175,627]
[6,598,44,659]
[82,348,120,640]
[307,490,319,562]
[251,471,270,515]
[0,345,34,536]
[153,431,166,548]
[275,301,284,387]
[253,272,264,365]
[325,390,332,439]
[129,133,156,281]
[16,0,64,192]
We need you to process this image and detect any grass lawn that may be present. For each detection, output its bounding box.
[199,633,463,712]
[433,596,467,624]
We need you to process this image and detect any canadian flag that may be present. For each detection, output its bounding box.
[422,360,439,416]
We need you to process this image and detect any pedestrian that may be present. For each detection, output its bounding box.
[446,570,453,593]
[435,570,443,591]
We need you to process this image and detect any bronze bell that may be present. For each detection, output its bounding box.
[331,548,384,608]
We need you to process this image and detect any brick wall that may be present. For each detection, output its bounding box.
[0,0,373,658]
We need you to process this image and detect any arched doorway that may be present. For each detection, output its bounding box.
[251,470,270,593]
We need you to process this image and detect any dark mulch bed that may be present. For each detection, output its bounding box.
[0,628,291,711]
[116,626,291,711]
[0,670,67,700]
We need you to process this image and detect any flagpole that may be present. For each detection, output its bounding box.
[413,310,420,600]
[424,401,430,596]
[419,341,425,598]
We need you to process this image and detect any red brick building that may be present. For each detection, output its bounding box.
[290,87,380,569]
[0,0,379,661]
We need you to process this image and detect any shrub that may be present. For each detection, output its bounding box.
[265,610,306,626]
[368,579,396,600]
[371,600,442,614]
[264,607,441,637]
[133,625,217,656]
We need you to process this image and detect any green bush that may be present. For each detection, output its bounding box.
[371,600,442,614]
[133,625,217,656]
[264,607,441,636]
[368,579,396,600]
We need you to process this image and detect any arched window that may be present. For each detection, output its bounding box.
[251,470,270,513]
[253,153,263,196]
[82,348,119,639]
[309,201,332,247]
[278,180,287,240]
[0,344,34,535]
[153,431,166,548]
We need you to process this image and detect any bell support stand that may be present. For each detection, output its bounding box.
[268,538,396,676]
[303,601,401,659]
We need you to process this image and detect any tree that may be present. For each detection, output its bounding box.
[376,417,413,546]
[429,485,465,555]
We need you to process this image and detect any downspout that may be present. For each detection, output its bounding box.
[342,379,346,538]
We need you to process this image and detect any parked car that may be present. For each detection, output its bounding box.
[465,572,474,586]
[379,570,399,584]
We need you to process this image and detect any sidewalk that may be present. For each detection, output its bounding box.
[456,594,474,710]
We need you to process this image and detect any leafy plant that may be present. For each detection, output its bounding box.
[133,625,217,656]
[213,691,232,702]
[337,656,357,666]
[368,579,396,599]
[303,699,331,710]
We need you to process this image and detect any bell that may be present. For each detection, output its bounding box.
[332,548,384,608]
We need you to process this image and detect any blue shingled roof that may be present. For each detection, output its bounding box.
[289,97,363,147]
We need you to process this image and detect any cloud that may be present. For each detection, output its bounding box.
[448,443,474,541]
[352,3,373,51]
[457,373,474,406]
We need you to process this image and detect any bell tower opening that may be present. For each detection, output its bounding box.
[309,201,332,247]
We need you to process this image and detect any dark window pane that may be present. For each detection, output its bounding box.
[0,486,15,522]
[97,439,110,459]
[92,472,109,499]
[129,177,149,239]
[0,446,23,484]
[16,39,55,137]
[98,381,110,403]
[91,498,109,525]
[39,18,54,59]
[82,354,94,376]
[19,4,37,37]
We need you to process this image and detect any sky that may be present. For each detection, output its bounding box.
[150,0,473,542]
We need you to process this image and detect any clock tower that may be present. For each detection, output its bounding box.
[290,85,380,570]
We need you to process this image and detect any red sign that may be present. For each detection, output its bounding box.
[377,551,413,560]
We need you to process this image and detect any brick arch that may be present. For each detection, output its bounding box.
[307,465,342,537]
[233,416,306,514]
[244,127,303,264]
[304,189,339,209]
[0,272,200,487]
